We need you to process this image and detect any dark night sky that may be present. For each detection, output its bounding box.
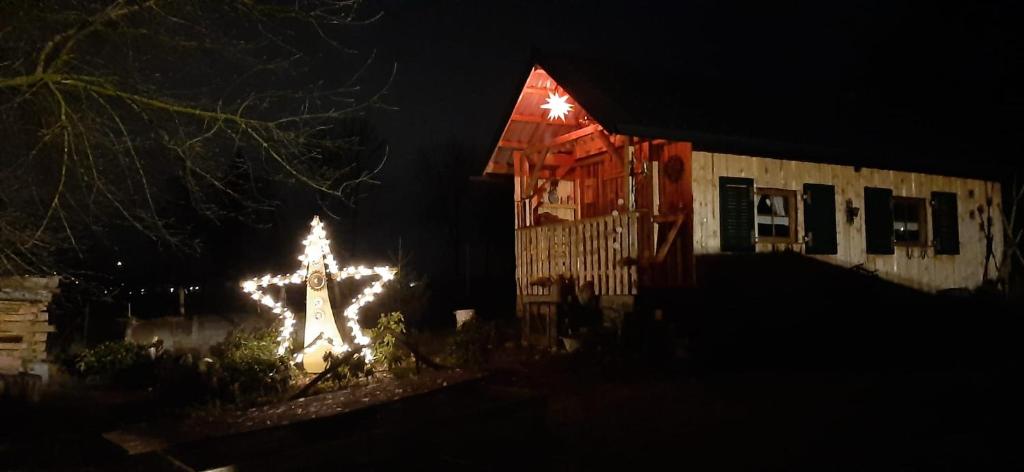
[110,1,1022,318]
[363,0,1020,159]
[351,0,1021,252]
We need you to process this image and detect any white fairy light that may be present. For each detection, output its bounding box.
[239,215,398,364]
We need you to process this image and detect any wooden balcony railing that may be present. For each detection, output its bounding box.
[515,211,640,297]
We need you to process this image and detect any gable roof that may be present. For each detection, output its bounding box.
[486,49,1014,181]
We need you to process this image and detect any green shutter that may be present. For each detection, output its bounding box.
[802,183,838,255]
[719,177,754,252]
[864,187,894,254]
[931,191,960,255]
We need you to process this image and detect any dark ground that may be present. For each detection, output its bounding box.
[2,346,1021,470]
[3,256,1022,470]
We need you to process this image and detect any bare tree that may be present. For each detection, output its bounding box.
[997,176,1024,297]
[0,0,392,274]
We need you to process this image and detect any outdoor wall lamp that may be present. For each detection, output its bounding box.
[845,198,860,224]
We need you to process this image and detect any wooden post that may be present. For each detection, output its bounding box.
[622,135,630,210]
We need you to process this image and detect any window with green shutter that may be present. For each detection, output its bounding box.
[893,197,928,246]
[931,191,959,255]
[756,188,797,244]
[802,183,838,255]
[864,187,894,254]
[719,176,754,252]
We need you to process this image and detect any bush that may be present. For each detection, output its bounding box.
[64,329,298,406]
[70,340,151,384]
[370,311,408,371]
[206,328,296,404]
[446,319,494,367]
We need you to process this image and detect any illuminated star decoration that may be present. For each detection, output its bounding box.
[241,216,396,364]
[540,91,574,121]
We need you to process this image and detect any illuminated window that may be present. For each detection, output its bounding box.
[756,188,797,243]
[893,197,928,246]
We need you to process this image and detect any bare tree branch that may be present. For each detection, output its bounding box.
[0,0,393,275]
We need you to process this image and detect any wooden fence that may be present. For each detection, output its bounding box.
[515,212,640,297]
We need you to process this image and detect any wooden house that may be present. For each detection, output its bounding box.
[481,52,1004,347]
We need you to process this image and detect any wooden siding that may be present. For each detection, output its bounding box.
[0,277,58,373]
[690,151,1003,292]
[576,151,627,219]
[516,212,639,296]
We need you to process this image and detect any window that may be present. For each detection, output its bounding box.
[893,197,927,246]
[931,191,959,254]
[755,188,797,243]
[719,176,754,252]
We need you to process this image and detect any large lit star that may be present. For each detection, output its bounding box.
[540,91,574,121]
[240,216,396,367]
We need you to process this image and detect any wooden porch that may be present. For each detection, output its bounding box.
[514,211,644,347]
[486,66,695,347]
[515,211,641,299]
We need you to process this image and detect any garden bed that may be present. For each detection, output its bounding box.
[104,368,482,454]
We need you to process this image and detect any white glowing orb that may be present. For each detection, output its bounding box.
[540,92,574,121]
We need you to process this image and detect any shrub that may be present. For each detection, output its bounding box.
[446,319,494,367]
[206,328,295,404]
[370,311,408,371]
[70,340,151,383]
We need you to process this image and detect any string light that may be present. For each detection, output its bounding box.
[240,216,397,363]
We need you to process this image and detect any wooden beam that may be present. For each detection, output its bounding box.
[542,124,602,150]
[507,125,601,155]
[499,139,527,149]
[547,153,574,168]
[526,149,549,202]
[525,152,573,169]
[594,128,625,164]
[510,114,547,124]
[529,159,580,201]
[516,124,604,205]
[523,86,554,95]
[511,114,578,126]
[653,215,684,263]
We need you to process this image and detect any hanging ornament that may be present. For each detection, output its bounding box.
[540,91,574,121]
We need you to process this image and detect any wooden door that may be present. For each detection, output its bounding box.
[650,142,695,287]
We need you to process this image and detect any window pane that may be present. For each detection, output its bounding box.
[757,195,773,215]
[773,196,790,236]
[893,197,925,244]
[756,192,792,239]
[757,195,774,236]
